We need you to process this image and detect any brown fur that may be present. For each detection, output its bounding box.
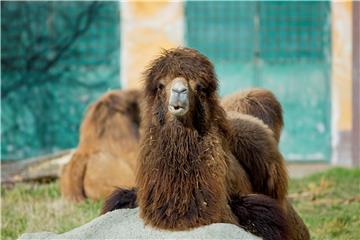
[135,48,238,230]
[103,48,291,239]
[222,89,283,142]
[103,48,309,239]
[222,91,309,239]
[229,194,289,239]
[227,111,288,202]
[60,89,142,201]
[101,188,138,214]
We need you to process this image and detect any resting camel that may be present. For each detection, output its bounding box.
[60,89,141,201]
[102,48,309,240]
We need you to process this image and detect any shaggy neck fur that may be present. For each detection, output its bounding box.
[137,98,237,230]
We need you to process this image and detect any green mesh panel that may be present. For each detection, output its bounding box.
[258,1,330,62]
[185,1,331,161]
[1,1,121,161]
[186,1,255,62]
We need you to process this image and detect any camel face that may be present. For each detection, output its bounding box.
[168,77,189,117]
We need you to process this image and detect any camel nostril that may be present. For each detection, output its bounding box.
[171,80,188,94]
[172,88,187,94]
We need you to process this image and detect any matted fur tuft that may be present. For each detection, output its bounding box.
[229,194,289,240]
[101,188,138,214]
[143,48,218,100]
[227,111,288,201]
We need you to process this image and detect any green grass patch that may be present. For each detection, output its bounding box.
[1,167,360,239]
[1,182,102,240]
[289,167,360,240]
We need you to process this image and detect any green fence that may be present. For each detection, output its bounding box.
[186,1,331,161]
[1,1,121,161]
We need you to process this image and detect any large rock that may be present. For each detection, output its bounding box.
[19,208,260,239]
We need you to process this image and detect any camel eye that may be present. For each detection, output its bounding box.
[196,83,206,93]
[158,82,164,91]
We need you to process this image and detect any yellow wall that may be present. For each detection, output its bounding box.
[121,1,184,89]
[332,1,353,131]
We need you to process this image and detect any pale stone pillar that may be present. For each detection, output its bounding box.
[331,1,353,165]
[120,1,184,89]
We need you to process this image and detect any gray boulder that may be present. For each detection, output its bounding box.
[19,208,260,240]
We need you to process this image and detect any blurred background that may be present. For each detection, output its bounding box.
[1,1,359,166]
[2,2,360,240]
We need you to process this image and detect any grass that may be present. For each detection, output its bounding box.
[289,167,360,239]
[1,167,360,239]
[1,182,102,240]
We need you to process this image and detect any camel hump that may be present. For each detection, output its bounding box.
[222,88,283,142]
